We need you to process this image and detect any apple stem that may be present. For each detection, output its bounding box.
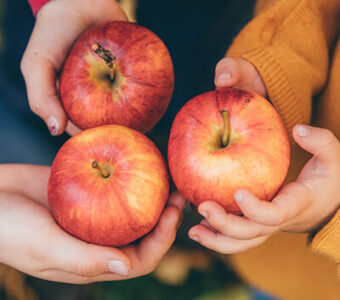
[221,110,230,147]
[91,42,116,81]
[92,160,110,178]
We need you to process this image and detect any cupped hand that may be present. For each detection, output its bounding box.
[214,57,267,98]
[188,125,340,254]
[0,165,185,283]
[20,0,127,136]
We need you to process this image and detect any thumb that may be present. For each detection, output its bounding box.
[293,124,340,164]
[49,232,132,278]
[21,56,67,135]
[214,57,267,97]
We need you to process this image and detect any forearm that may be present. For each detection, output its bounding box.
[0,164,50,207]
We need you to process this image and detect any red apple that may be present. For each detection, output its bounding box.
[60,21,174,132]
[168,88,290,214]
[48,125,169,246]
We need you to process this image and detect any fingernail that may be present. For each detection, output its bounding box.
[199,210,208,219]
[296,125,310,137]
[190,235,200,243]
[217,72,232,85]
[234,191,245,204]
[108,260,130,276]
[46,116,59,136]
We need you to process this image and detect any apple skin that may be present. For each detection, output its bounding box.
[48,125,169,246]
[168,88,290,214]
[59,21,174,132]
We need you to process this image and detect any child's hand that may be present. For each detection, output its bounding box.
[188,125,340,254]
[214,57,267,98]
[20,0,127,136]
[0,165,185,283]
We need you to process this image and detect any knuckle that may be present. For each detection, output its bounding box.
[143,260,159,276]
[26,246,46,266]
[149,258,161,273]
[244,210,258,221]
[28,99,41,115]
[211,221,225,233]
[321,129,338,148]
[273,213,286,226]
[20,56,30,75]
[249,230,264,239]
[74,261,98,278]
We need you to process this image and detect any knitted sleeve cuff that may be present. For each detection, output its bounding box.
[311,209,340,263]
[28,0,51,16]
[226,47,305,137]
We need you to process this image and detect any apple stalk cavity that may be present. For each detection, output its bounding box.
[91,160,111,179]
[91,42,116,81]
[221,110,230,148]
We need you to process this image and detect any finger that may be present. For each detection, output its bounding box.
[188,224,268,254]
[51,191,184,280]
[39,267,129,284]
[293,125,340,165]
[200,219,219,233]
[214,57,267,97]
[20,55,67,135]
[167,190,186,211]
[37,268,95,284]
[234,187,309,227]
[47,226,132,278]
[198,201,277,239]
[215,57,240,87]
[128,201,182,276]
[65,120,82,136]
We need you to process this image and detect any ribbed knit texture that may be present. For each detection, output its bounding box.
[312,209,340,262]
[234,48,304,138]
[226,0,340,298]
[227,0,339,135]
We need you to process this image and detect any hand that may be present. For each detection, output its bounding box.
[20,0,127,136]
[0,165,185,283]
[188,125,340,253]
[214,57,267,98]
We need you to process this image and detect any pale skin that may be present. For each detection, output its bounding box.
[20,0,127,136]
[0,164,185,283]
[19,0,340,276]
[188,57,340,254]
[16,0,188,284]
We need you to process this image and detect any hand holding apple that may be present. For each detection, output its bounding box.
[21,0,127,136]
[188,125,340,253]
[168,87,290,214]
[0,164,185,283]
[214,57,267,97]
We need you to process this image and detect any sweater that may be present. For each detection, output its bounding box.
[226,0,340,298]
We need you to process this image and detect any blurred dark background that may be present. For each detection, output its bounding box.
[0,0,277,299]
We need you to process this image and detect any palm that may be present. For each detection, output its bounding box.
[0,165,184,283]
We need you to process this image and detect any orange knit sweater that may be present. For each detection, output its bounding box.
[226,0,340,299]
